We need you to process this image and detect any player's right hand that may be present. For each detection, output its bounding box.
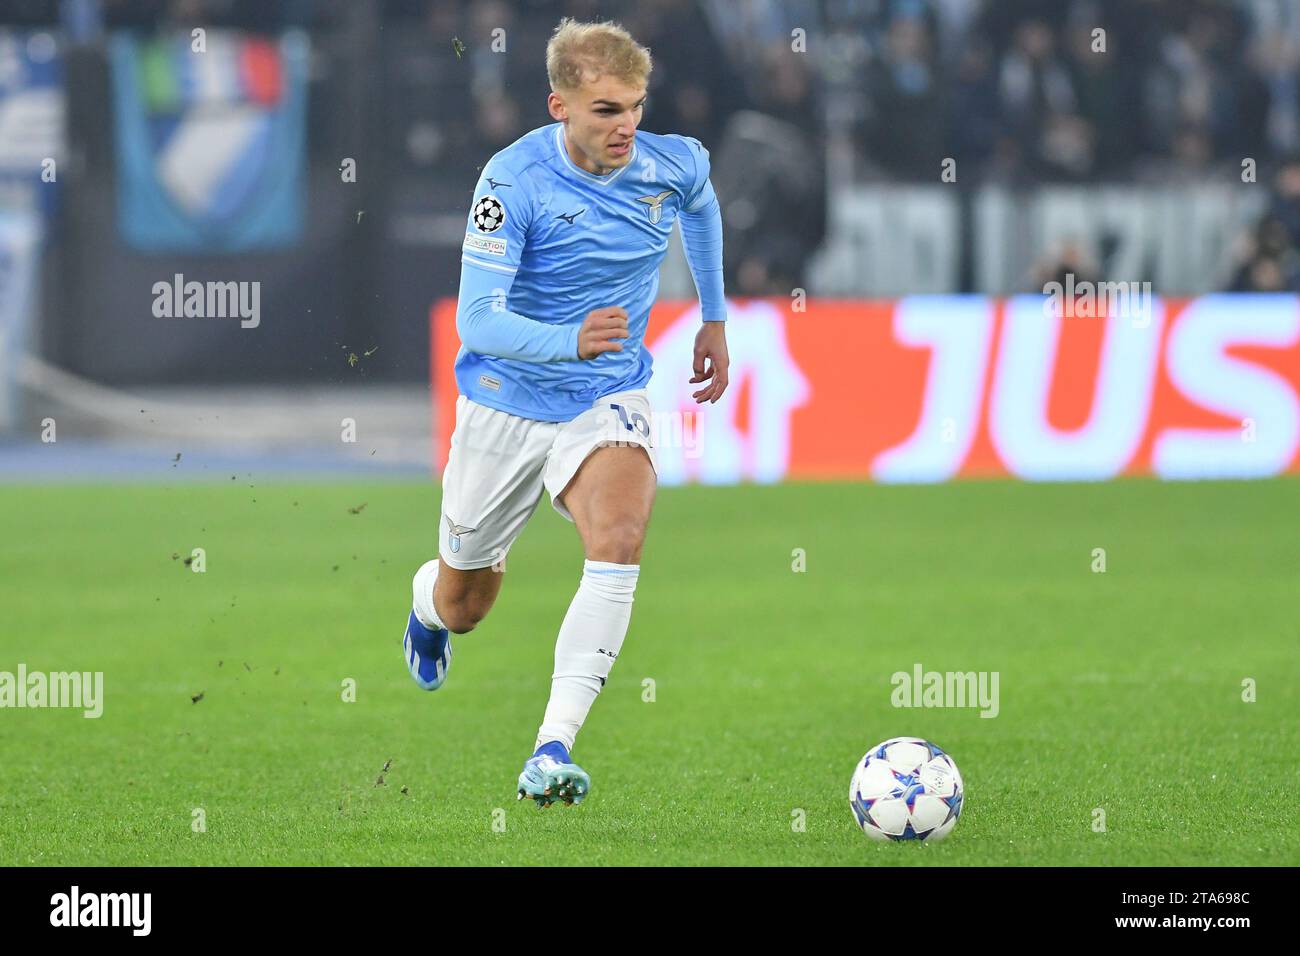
[577,307,629,359]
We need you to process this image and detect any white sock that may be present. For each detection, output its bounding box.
[412,559,448,631]
[536,560,639,752]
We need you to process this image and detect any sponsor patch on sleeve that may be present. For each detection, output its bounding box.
[463,233,508,257]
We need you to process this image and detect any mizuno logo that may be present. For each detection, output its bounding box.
[487,178,511,189]
[555,209,585,225]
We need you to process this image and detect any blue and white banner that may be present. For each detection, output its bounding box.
[0,210,41,432]
[109,30,309,253]
[0,29,64,219]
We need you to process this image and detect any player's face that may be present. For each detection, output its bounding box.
[550,77,646,175]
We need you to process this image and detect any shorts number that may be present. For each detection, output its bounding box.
[609,403,650,436]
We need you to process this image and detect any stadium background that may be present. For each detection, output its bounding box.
[0,0,1297,867]
[3,0,1299,478]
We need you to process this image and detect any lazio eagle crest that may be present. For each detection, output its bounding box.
[636,190,674,224]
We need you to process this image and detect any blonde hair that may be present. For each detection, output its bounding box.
[546,17,652,93]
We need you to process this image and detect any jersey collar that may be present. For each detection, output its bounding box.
[553,124,637,186]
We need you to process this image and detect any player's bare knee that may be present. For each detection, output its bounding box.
[589,519,646,564]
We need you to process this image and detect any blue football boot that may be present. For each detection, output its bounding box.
[517,741,590,808]
[403,609,451,691]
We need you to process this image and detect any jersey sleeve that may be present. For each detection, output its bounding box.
[670,134,715,212]
[461,160,530,276]
[670,136,727,322]
[456,162,581,363]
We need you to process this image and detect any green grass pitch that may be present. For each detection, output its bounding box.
[1,477,1297,866]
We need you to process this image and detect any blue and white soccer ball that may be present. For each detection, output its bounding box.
[849,737,964,842]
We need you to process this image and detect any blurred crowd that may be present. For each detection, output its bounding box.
[377,0,1300,185]
[676,0,1300,186]
[1228,158,1300,291]
[6,0,1300,294]
[378,0,1300,291]
[817,0,1300,184]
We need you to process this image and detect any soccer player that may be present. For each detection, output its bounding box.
[402,18,728,807]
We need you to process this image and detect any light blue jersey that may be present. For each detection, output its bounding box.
[454,122,725,422]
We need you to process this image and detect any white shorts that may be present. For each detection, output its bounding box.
[438,387,659,570]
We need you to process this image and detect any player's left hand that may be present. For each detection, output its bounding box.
[690,321,730,404]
